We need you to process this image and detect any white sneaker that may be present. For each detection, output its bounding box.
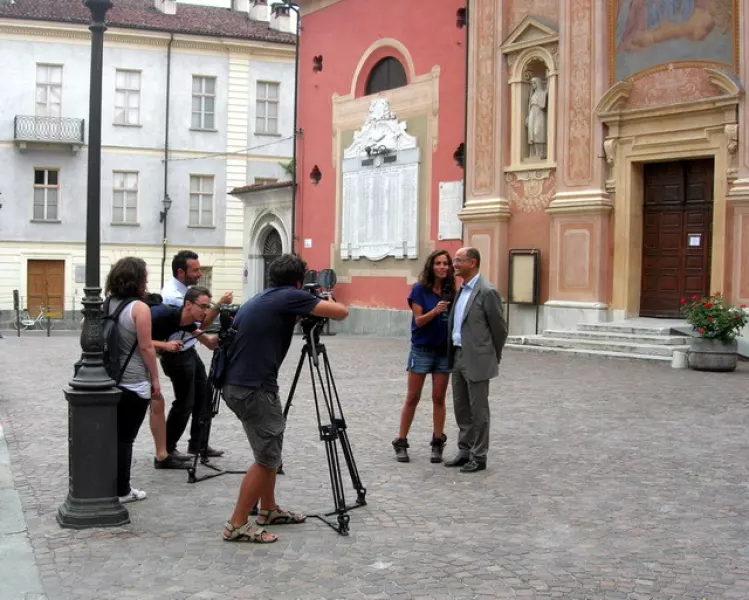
[119,488,147,504]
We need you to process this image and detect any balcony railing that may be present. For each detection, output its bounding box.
[14,115,85,145]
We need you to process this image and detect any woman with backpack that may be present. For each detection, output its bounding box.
[104,256,164,504]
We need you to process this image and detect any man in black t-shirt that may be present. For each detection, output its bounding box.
[221,254,349,544]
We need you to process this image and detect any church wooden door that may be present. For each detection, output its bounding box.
[640,159,713,318]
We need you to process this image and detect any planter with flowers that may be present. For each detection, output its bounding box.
[681,294,748,372]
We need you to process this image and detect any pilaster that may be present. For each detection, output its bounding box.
[460,0,510,293]
[224,53,251,249]
[544,0,611,320]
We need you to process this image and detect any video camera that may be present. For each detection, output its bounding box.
[300,283,328,333]
[217,303,241,343]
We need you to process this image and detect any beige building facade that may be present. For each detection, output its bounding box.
[461,0,748,337]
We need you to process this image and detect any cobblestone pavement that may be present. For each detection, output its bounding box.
[1,333,749,600]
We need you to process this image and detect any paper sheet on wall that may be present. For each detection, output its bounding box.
[438,181,464,240]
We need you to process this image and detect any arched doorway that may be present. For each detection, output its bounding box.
[261,228,283,288]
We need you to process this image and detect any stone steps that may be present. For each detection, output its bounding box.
[506,320,691,364]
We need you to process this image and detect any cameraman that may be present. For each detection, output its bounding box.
[221,254,348,543]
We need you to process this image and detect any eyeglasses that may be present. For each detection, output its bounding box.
[195,302,213,311]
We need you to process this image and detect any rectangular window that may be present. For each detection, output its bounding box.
[33,169,59,221]
[112,171,138,224]
[191,76,216,130]
[189,175,214,226]
[36,64,63,118]
[114,69,141,126]
[254,177,279,185]
[197,266,213,290]
[256,81,279,134]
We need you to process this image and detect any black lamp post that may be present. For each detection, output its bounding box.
[57,0,129,529]
[159,193,172,289]
[271,1,300,253]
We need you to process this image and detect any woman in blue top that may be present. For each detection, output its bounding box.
[392,249,455,464]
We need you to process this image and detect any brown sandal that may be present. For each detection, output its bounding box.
[255,507,307,526]
[223,521,278,543]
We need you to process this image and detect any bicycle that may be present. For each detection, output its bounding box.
[13,305,56,331]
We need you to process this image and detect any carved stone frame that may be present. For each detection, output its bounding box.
[501,15,559,171]
[596,68,743,317]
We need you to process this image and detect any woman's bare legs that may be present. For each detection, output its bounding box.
[398,372,427,439]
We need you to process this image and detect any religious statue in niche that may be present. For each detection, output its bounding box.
[525,76,548,160]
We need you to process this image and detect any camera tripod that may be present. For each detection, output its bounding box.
[187,318,246,484]
[281,317,367,536]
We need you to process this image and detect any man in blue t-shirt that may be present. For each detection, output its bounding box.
[221,254,349,544]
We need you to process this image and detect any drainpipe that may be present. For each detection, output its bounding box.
[461,3,470,215]
[290,10,300,254]
[160,32,174,289]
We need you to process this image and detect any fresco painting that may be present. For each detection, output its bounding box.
[614,0,734,81]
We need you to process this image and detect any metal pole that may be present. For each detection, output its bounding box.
[57,0,129,530]
[290,4,300,254]
[160,33,174,289]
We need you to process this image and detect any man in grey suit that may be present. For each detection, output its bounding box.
[445,247,508,473]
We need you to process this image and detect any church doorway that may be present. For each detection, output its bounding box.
[261,228,283,289]
[640,159,714,318]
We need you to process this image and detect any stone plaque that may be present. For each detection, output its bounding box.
[341,99,420,261]
[438,181,463,240]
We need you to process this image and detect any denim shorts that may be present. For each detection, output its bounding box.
[222,384,284,469]
[406,344,450,375]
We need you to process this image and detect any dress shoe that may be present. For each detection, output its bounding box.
[444,454,470,467]
[460,460,486,473]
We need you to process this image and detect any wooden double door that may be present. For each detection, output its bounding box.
[27,259,65,318]
[640,159,713,318]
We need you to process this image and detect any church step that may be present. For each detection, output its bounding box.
[513,336,689,357]
[542,329,690,345]
[505,343,673,363]
[577,322,681,336]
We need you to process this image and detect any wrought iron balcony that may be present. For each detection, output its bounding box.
[14,115,85,154]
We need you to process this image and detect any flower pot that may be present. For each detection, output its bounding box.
[687,338,738,372]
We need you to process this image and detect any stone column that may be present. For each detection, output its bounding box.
[727,0,749,309]
[544,0,613,329]
[459,0,511,296]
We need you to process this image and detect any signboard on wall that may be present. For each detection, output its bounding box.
[438,181,463,240]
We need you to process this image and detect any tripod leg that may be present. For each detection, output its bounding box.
[187,382,218,482]
[320,348,367,505]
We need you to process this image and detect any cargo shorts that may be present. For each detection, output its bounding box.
[222,384,285,469]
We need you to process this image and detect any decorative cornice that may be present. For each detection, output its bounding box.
[0,19,295,59]
[595,81,632,115]
[458,198,512,223]
[546,191,613,215]
[298,0,344,16]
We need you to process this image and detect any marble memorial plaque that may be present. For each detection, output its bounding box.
[341,99,420,261]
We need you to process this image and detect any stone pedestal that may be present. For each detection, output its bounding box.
[57,387,129,529]
[544,195,613,329]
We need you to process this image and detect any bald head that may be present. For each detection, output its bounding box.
[454,247,481,280]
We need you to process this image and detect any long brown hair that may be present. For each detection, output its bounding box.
[105,257,147,299]
[418,250,455,298]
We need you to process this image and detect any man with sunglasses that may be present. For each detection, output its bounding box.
[159,250,233,465]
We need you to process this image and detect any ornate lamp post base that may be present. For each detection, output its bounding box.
[57,387,129,529]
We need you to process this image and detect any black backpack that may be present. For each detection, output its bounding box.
[101,297,139,384]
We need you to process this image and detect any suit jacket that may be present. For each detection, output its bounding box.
[448,275,508,382]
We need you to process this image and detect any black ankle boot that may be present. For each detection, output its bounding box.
[430,434,447,463]
[392,438,410,462]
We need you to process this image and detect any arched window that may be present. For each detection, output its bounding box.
[261,228,283,288]
[365,57,407,95]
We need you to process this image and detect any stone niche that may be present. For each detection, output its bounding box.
[501,15,558,170]
[340,98,420,261]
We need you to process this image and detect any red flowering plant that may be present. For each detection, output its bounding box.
[680,293,748,343]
